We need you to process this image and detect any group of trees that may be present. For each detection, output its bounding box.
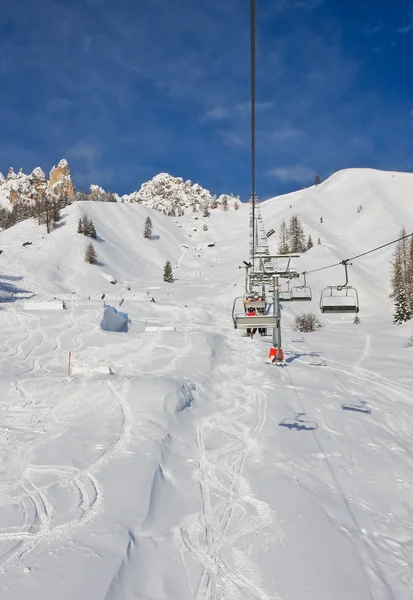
[0,195,63,233]
[76,189,117,203]
[78,216,97,238]
[391,228,413,324]
[278,215,313,254]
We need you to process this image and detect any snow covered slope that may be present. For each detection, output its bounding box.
[0,169,413,600]
[262,168,413,319]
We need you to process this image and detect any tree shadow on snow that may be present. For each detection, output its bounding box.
[279,413,318,431]
[0,276,33,303]
[53,220,66,229]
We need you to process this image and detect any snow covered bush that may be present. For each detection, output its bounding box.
[293,313,322,333]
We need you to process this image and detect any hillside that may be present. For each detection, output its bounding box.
[261,168,413,319]
[0,169,413,600]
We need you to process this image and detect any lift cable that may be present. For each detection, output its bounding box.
[302,230,413,276]
[250,0,256,271]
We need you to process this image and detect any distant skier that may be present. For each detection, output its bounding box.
[150,297,156,304]
[101,293,105,300]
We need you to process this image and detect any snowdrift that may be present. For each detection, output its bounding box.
[24,300,66,310]
[101,303,129,332]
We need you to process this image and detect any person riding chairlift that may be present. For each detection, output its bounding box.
[246,307,258,338]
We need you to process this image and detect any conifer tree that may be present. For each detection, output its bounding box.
[287,215,306,253]
[77,218,83,234]
[222,197,229,211]
[317,237,321,244]
[315,174,321,186]
[82,215,91,236]
[85,242,98,265]
[354,315,361,324]
[163,261,173,283]
[203,223,208,231]
[277,220,289,254]
[394,287,411,325]
[306,235,313,251]
[144,216,153,239]
[202,204,209,217]
[408,237,413,312]
[89,220,97,239]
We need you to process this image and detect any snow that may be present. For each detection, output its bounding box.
[31,167,46,180]
[24,300,65,310]
[101,303,129,332]
[0,168,413,599]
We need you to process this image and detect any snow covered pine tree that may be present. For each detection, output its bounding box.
[144,217,153,239]
[163,261,174,283]
[85,242,98,265]
[394,287,411,324]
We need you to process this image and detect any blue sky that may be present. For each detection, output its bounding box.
[1,0,413,199]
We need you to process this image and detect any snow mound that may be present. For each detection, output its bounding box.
[101,303,129,332]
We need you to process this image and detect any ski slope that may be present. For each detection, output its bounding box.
[0,168,413,600]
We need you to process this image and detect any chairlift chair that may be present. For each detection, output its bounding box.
[232,296,279,329]
[291,273,312,301]
[320,261,360,314]
[279,281,292,302]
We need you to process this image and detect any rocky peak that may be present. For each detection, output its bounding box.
[6,167,16,181]
[49,159,75,198]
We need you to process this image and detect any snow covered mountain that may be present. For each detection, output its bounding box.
[0,160,76,209]
[120,172,238,214]
[0,167,413,600]
[0,161,237,218]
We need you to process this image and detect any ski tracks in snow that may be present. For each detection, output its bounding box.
[0,378,132,577]
[178,343,277,600]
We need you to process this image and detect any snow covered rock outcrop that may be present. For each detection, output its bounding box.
[48,159,76,199]
[0,159,76,210]
[0,166,48,208]
[121,172,239,215]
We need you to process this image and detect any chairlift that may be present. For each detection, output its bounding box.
[320,262,359,314]
[243,292,266,312]
[279,281,292,302]
[291,272,312,301]
[232,296,279,329]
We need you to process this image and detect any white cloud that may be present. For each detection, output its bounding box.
[268,165,315,183]
[67,141,98,162]
[272,127,301,140]
[205,107,230,120]
[220,130,248,148]
[205,101,273,121]
[398,13,413,34]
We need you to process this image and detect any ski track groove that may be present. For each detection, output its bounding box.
[178,331,275,600]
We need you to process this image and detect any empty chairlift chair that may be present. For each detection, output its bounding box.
[291,273,312,301]
[320,261,360,314]
[278,281,293,302]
